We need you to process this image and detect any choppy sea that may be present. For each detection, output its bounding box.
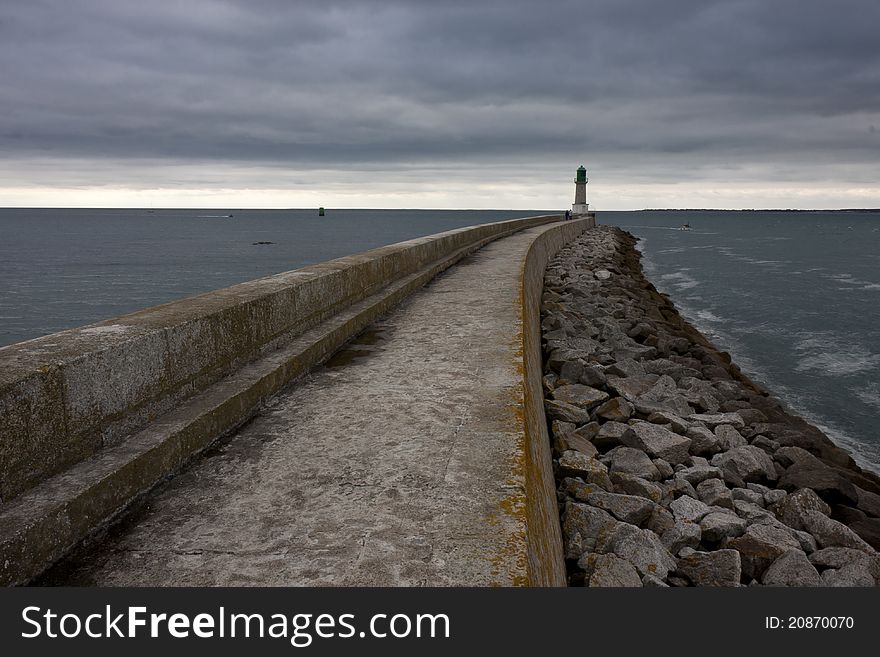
[0,208,530,347]
[1,207,877,472]
[600,210,880,473]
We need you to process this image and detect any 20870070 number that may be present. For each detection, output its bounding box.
[765,617,854,629]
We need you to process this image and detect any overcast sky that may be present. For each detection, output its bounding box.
[1,0,878,209]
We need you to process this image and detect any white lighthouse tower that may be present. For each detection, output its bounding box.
[572,165,589,216]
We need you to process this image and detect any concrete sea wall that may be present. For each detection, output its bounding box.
[2,213,600,585]
[519,219,596,585]
[542,226,880,586]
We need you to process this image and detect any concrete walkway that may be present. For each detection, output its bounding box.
[42,226,550,586]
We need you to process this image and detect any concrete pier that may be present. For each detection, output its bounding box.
[2,213,587,586]
[39,225,574,586]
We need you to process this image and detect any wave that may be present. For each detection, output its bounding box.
[635,228,880,474]
[804,416,880,476]
[693,309,724,323]
[659,270,699,290]
[685,325,880,474]
[854,384,880,414]
[825,272,880,290]
[793,333,880,376]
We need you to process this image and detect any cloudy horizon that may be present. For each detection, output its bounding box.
[1,0,878,210]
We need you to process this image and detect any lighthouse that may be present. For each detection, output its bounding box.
[572,165,589,216]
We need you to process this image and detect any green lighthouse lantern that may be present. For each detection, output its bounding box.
[575,165,587,183]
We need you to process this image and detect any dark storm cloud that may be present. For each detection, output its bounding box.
[1,0,878,176]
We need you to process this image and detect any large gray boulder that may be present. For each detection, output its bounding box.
[771,487,831,531]
[557,451,614,490]
[700,511,747,542]
[562,501,619,559]
[621,422,692,465]
[809,547,880,584]
[561,477,609,502]
[761,550,821,586]
[647,411,691,434]
[687,412,745,429]
[733,499,774,522]
[580,364,608,388]
[764,488,787,506]
[545,399,591,425]
[777,463,859,506]
[610,472,664,503]
[715,424,747,450]
[553,420,599,458]
[594,397,634,422]
[696,478,734,510]
[663,477,698,502]
[792,528,819,554]
[662,521,702,555]
[606,374,659,401]
[723,523,802,580]
[580,553,643,587]
[551,384,610,410]
[557,359,584,385]
[774,445,825,469]
[677,464,723,486]
[669,495,712,524]
[632,375,695,417]
[597,523,677,579]
[642,573,670,587]
[732,487,765,507]
[644,505,677,537]
[609,447,662,481]
[678,377,722,413]
[653,458,675,479]
[713,380,750,401]
[585,491,656,525]
[593,421,630,450]
[605,358,646,379]
[687,425,722,457]
[751,435,781,456]
[643,358,700,382]
[711,445,777,487]
[820,566,875,586]
[856,486,880,518]
[677,549,742,586]
[799,510,875,552]
[849,518,880,551]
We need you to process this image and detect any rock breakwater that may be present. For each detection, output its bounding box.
[542,226,880,586]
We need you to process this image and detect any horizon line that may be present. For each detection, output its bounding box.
[2,206,880,213]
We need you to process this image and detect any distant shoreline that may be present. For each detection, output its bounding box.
[638,208,880,213]
[3,207,880,213]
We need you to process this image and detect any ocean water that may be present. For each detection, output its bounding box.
[599,210,880,473]
[0,208,540,347]
[2,207,878,472]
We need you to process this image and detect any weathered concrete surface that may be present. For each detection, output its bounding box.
[0,214,559,504]
[40,222,586,586]
[2,216,575,586]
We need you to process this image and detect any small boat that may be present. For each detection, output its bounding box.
[679,222,691,231]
